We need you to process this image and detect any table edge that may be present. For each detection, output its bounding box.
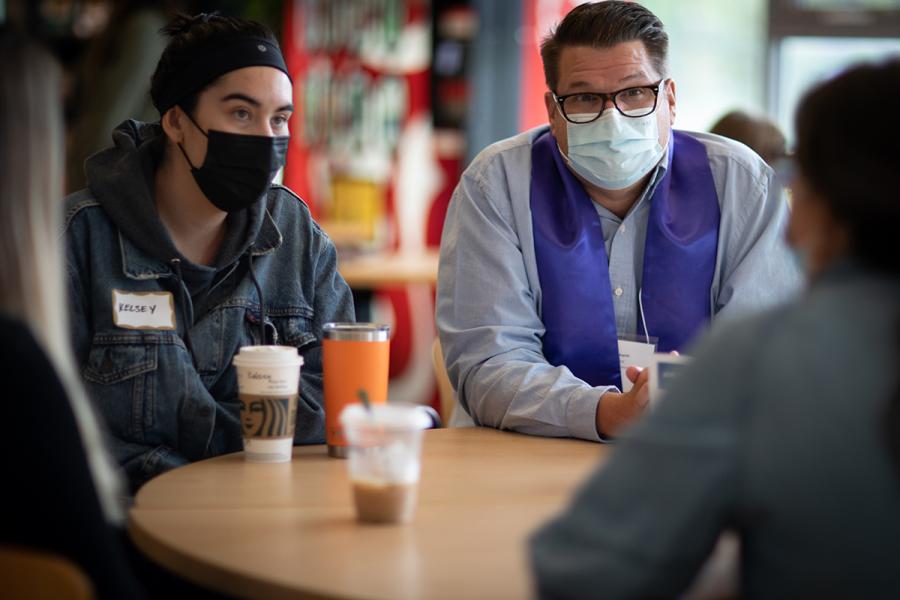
[129,512,342,600]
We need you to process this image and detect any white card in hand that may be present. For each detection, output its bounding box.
[617,338,656,392]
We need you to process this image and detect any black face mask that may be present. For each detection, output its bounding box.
[177,111,289,213]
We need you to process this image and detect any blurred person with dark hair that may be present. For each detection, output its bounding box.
[65,13,354,492]
[437,1,800,442]
[65,0,178,192]
[531,59,900,599]
[0,26,148,599]
[710,109,787,166]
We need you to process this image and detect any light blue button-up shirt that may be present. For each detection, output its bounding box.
[436,126,801,442]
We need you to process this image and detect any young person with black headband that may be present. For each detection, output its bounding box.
[65,13,355,492]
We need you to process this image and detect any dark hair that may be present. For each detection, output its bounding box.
[710,110,787,166]
[149,12,279,116]
[794,59,900,480]
[539,1,668,92]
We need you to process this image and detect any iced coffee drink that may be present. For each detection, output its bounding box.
[352,479,418,524]
[340,403,432,524]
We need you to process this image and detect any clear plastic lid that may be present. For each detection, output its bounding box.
[340,403,432,431]
[232,345,304,368]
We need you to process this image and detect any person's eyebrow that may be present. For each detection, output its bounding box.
[220,93,293,113]
[221,93,261,106]
[618,72,652,84]
[567,80,592,90]
[562,72,651,92]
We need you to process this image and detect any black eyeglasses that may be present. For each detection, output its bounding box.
[553,79,666,124]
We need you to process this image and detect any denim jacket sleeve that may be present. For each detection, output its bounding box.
[67,223,91,374]
[65,199,191,492]
[65,200,193,491]
[292,218,356,445]
[436,139,608,442]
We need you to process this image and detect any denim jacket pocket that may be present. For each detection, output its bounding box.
[82,333,160,442]
[270,307,317,351]
[245,305,317,350]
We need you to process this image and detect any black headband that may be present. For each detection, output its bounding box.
[156,36,291,116]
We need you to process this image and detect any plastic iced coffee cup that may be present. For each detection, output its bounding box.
[232,346,303,463]
[340,403,432,524]
[323,323,390,458]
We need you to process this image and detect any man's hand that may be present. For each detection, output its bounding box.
[595,366,650,438]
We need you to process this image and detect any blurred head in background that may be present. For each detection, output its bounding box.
[787,58,900,476]
[787,59,900,282]
[710,110,787,166]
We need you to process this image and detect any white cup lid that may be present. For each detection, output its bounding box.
[232,345,304,368]
[340,403,432,431]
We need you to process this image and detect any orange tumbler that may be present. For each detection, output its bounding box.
[323,323,391,457]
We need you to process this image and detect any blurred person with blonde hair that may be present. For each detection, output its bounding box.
[0,26,147,598]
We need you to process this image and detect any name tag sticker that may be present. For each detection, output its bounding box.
[112,290,176,330]
[617,334,658,392]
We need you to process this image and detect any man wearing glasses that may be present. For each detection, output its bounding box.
[436,1,800,441]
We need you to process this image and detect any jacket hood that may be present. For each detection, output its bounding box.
[84,119,267,273]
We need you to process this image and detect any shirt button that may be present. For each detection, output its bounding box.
[614,287,624,297]
[618,224,626,234]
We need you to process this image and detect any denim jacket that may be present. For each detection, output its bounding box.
[65,183,354,491]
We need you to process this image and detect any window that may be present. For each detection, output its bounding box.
[641,0,769,132]
[769,0,900,143]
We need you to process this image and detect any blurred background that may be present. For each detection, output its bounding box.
[3,0,899,412]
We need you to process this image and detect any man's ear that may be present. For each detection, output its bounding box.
[665,79,676,126]
[159,106,185,144]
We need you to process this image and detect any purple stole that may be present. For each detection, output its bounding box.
[530,130,719,388]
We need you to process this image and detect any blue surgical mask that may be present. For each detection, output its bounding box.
[559,107,666,191]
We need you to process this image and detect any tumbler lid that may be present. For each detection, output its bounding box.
[323,322,390,342]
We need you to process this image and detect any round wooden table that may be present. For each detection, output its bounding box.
[337,250,439,289]
[129,427,607,599]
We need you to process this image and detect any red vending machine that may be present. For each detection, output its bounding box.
[281,0,456,411]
